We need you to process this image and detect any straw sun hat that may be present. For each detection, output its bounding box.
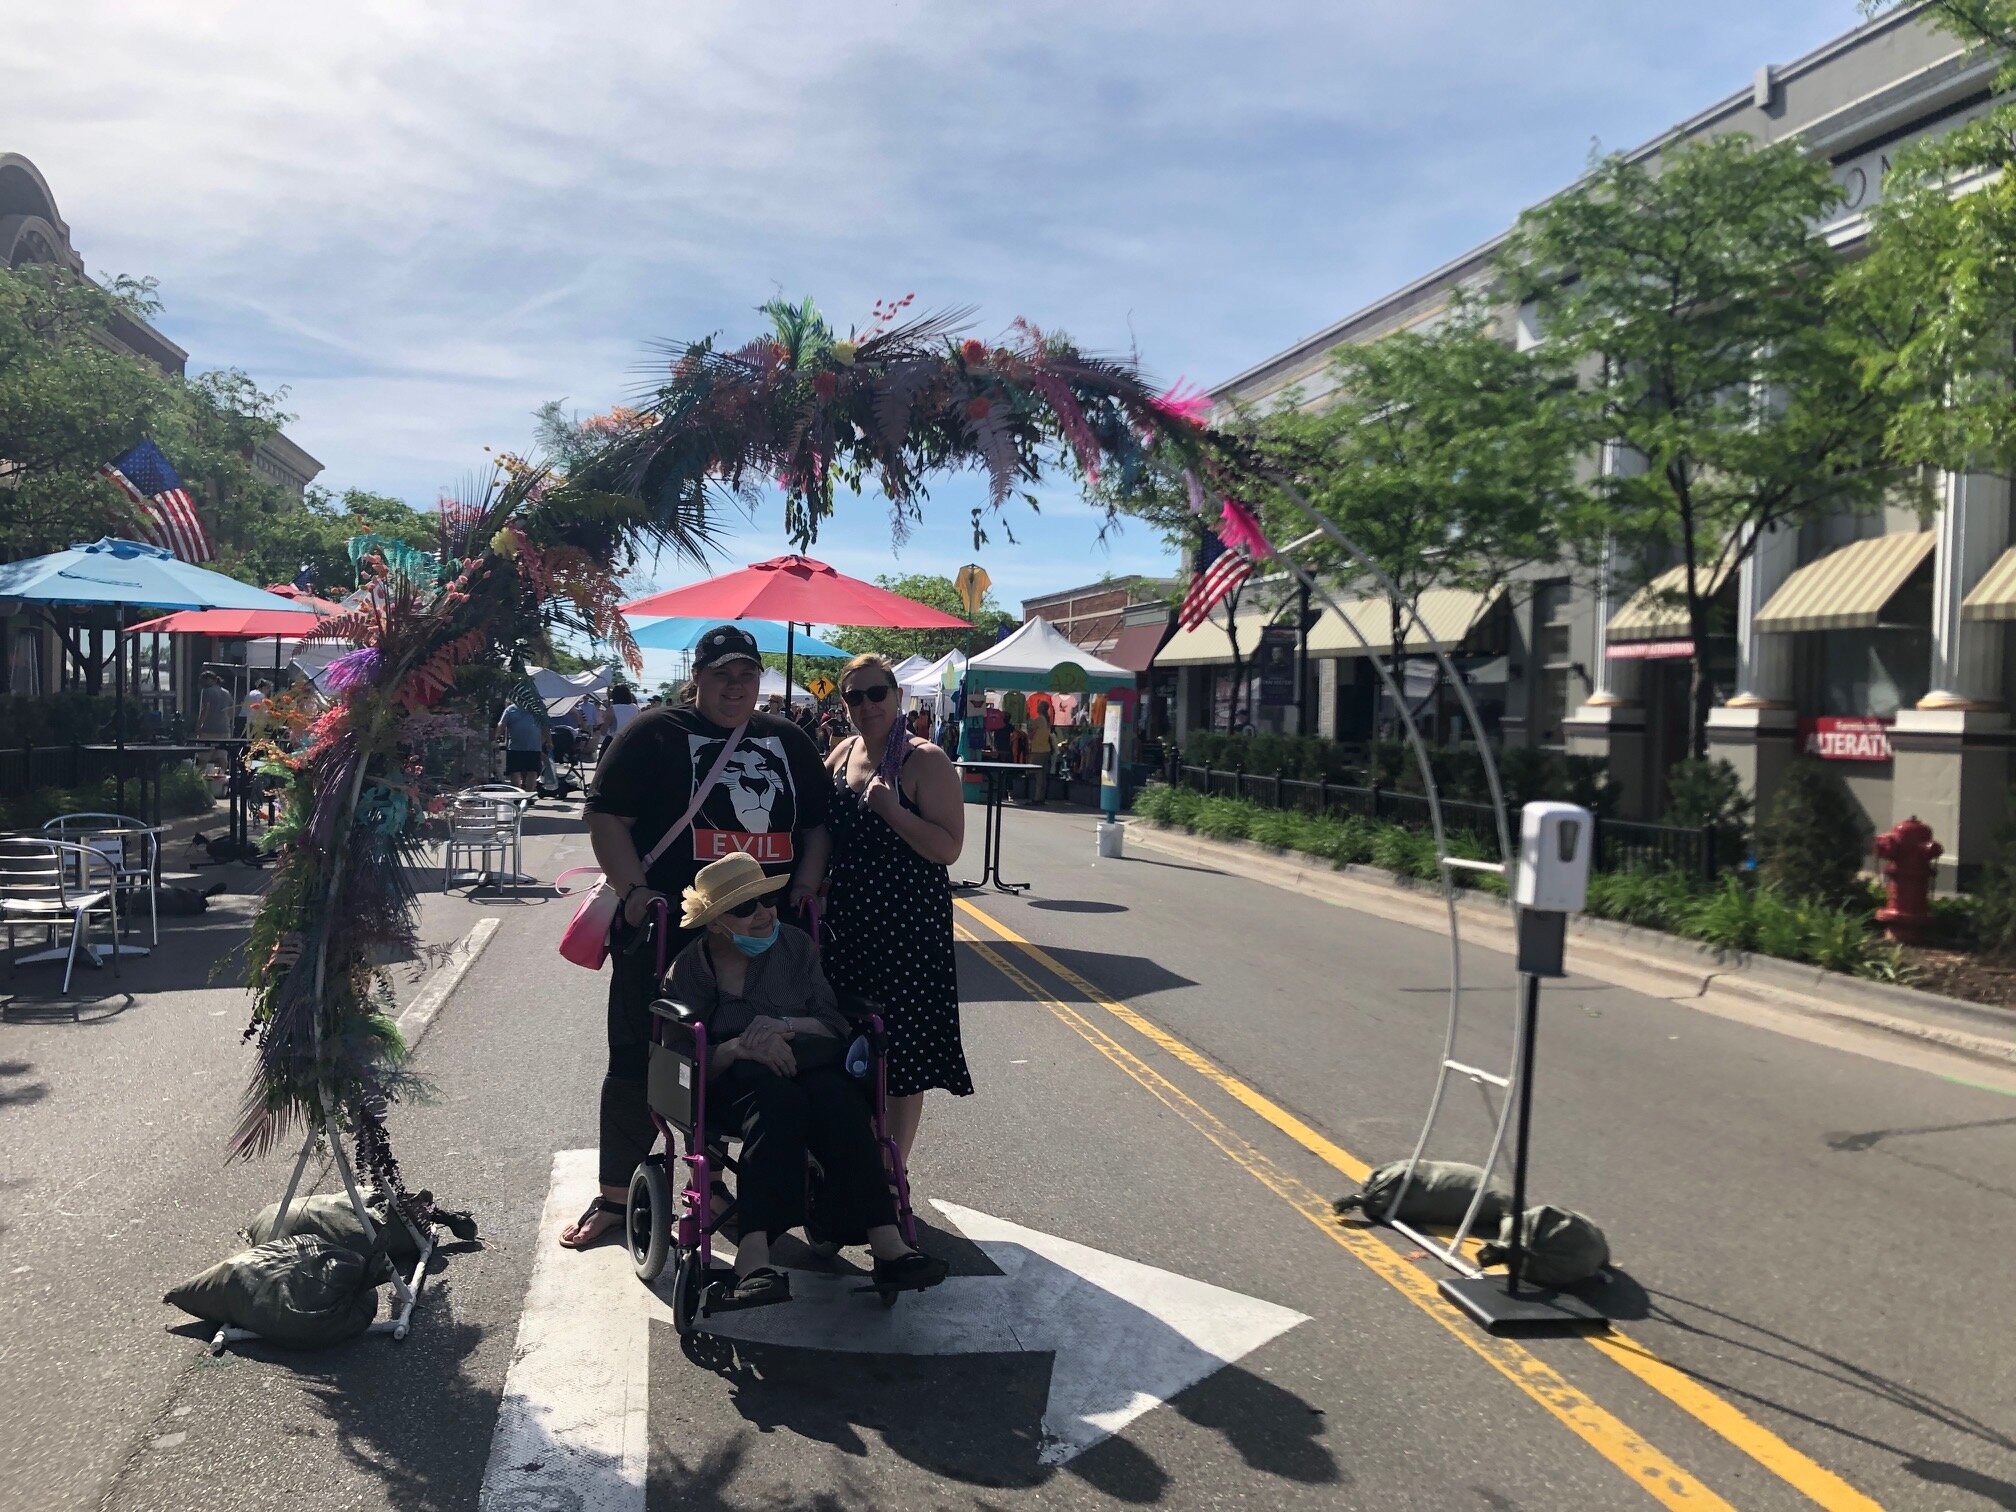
[681,852,789,929]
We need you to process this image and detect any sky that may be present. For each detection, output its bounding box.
[6,0,1867,687]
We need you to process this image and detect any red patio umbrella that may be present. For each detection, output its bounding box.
[621,554,968,695]
[128,585,350,679]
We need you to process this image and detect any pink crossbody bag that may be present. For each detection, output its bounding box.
[555,721,747,970]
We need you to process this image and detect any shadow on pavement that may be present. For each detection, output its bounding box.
[1639,1283,2016,1506]
[1026,899,1129,915]
[955,938,1199,1008]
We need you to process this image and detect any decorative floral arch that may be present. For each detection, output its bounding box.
[237,296,1239,1207]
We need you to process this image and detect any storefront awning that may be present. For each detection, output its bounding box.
[1107,619,1172,673]
[1607,561,1734,641]
[1151,615,1241,667]
[1963,545,2016,621]
[1305,585,1502,657]
[1754,530,1935,633]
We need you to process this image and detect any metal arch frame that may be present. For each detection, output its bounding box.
[1251,474,1520,1281]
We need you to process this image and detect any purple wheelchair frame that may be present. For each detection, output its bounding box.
[642,900,919,1286]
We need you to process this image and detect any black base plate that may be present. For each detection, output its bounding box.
[1439,1275,1608,1331]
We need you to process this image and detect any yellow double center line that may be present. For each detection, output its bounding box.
[954,896,1880,1512]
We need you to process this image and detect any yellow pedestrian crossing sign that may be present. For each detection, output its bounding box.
[808,674,836,700]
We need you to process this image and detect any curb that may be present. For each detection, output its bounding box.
[1125,821,2016,1070]
[396,917,501,1050]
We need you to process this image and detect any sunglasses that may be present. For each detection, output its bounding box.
[842,683,894,707]
[724,895,770,919]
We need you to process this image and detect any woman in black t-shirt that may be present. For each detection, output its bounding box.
[559,626,832,1251]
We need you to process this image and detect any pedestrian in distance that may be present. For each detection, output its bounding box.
[822,653,971,1169]
[496,697,545,794]
[560,625,832,1250]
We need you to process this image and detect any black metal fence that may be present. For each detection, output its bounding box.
[1164,759,1719,880]
[0,744,121,793]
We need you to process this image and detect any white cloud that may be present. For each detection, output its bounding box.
[6,0,1852,594]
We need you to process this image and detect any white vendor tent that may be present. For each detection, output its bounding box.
[529,664,612,702]
[964,617,1133,693]
[759,668,816,705]
[905,649,967,707]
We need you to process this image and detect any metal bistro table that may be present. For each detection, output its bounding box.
[953,761,1041,894]
[190,738,267,868]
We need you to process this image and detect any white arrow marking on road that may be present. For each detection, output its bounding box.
[480,1153,1309,1512]
[649,1199,1310,1466]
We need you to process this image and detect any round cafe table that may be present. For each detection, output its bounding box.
[952,761,1041,894]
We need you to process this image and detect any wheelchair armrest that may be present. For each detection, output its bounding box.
[835,992,883,1026]
[648,998,702,1045]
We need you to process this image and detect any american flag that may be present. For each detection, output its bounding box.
[102,439,211,563]
[1178,527,1253,631]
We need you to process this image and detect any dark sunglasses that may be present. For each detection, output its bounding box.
[842,683,894,707]
[724,895,769,919]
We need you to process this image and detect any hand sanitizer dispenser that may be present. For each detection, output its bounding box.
[1513,802,1592,977]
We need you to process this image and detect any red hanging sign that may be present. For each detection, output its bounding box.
[1799,716,1893,762]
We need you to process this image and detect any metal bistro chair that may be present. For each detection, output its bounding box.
[1,838,122,1008]
[441,793,519,892]
[43,813,160,947]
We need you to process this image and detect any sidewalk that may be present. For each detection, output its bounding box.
[1127,819,2016,1081]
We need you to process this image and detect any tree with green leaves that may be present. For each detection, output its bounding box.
[1850,2,2016,472]
[215,486,439,595]
[1500,134,1900,757]
[0,264,181,556]
[827,572,1013,662]
[1262,300,1584,714]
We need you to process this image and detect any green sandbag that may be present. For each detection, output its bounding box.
[1333,1159,1511,1227]
[164,1236,379,1349]
[1478,1204,1611,1287]
[246,1193,415,1270]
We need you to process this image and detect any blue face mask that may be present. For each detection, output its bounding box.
[728,921,781,957]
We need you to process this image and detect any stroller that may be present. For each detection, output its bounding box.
[624,903,920,1334]
[537,724,586,800]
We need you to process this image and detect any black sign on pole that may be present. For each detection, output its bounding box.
[1257,625,1297,709]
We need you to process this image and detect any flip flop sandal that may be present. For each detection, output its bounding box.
[712,1266,791,1311]
[868,1251,950,1294]
[559,1196,625,1250]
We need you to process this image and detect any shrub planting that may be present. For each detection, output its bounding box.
[1758,759,1871,908]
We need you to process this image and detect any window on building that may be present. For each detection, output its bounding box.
[1815,630,1931,719]
[1530,580,1574,748]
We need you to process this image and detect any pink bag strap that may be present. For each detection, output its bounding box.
[638,720,749,873]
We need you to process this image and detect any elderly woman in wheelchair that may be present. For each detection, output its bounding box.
[628,853,948,1320]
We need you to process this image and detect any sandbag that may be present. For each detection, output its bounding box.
[1334,1159,1511,1228]
[246,1193,414,1271]
[1477,1204,1611,1288]
[164,1236,379,1349]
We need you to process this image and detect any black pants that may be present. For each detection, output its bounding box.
[599,916,696,1188]
[720,1061,894,1243]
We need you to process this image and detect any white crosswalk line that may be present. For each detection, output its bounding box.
[479,1150,648,1512]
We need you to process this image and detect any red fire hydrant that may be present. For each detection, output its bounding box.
[1875,816,1941,946]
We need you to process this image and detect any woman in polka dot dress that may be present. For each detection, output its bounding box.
[823,654,972,1163]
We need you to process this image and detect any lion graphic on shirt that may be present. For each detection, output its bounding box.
[688,734,797,863]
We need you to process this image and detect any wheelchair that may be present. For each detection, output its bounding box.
[623,903,920,1334]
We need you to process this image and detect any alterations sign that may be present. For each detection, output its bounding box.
[1800,716,1892,763]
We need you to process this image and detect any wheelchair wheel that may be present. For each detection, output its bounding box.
[672,1244,706,1335]
[627,1160,672,1283]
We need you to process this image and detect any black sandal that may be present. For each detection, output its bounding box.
[871,1250,949,1293]
[713,1265,791,1311]
[559,1196,625,1250]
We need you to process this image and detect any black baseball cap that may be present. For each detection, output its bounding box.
[693,624,762,672]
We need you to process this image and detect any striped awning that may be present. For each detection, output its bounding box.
[1607,561,1735,641]
[1754,531,1935,633]
[1305,585,1502,657]
[1963,545,2016,621]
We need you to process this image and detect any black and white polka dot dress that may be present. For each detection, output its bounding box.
[823,755,973,1100]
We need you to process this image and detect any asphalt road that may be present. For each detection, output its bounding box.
[5,797,2013,1510]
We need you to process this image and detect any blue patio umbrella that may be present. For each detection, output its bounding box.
[629,616,852,659]
[0,539,316,806]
